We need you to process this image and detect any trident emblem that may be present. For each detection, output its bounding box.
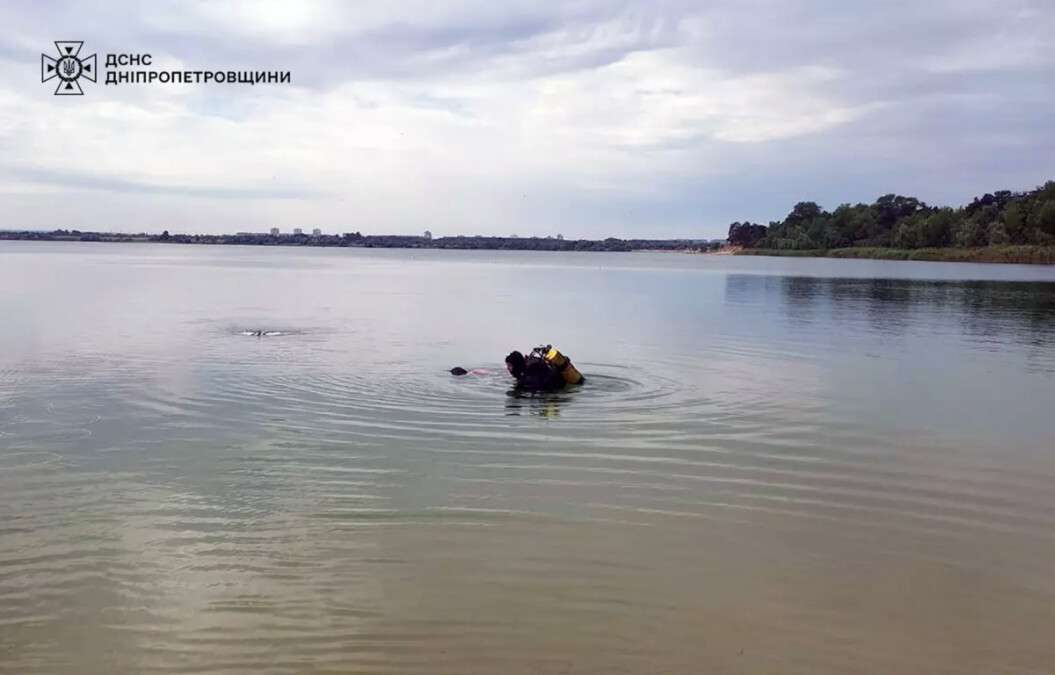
[41,41,97,95]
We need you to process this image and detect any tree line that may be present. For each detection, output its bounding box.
[0,229,720,252]
[728,181,1055,250]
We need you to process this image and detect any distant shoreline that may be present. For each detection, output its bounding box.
[724,180,1055,265]
[0,230,720,253]
[7,232,1053,264]
[733,245,1055,265]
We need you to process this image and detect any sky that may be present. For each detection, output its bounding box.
[1,0,1053,239]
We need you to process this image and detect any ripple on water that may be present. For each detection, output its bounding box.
[88,356,1038,552]
[2,381,1054,672]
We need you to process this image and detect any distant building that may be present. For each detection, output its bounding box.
[424,230,432,240]
[293,228,303,235]
[556,233,564,240]
[270,227,280,236]
[312,228,322,236]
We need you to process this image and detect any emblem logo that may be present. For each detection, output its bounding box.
[41,41,97,95]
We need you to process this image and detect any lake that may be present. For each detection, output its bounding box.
[2,241,1054,674]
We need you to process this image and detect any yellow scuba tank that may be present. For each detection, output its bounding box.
[540,345,584,385]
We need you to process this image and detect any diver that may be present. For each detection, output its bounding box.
[506,345,585,391]
[504,350,564,391]
[450,345,584,392]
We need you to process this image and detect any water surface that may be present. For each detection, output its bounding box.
[2,242,1054,674]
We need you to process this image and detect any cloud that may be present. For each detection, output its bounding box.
[2,166,327,199]
[0,0,1052,238]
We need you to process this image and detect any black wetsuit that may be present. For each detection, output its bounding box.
[515,355,566,392]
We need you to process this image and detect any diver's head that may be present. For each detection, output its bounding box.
[505,351,525,378]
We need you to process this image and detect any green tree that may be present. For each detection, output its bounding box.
[787,201,823,224]
[921,209,954,247]
[953,220,986,247]
[987,222,1010,245]
[1003,202,1027,242]
[1031,201,1055,236]
[724,179,1055,253]
[892,213,924,248]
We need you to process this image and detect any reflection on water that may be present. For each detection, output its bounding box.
[2,242,1055,674]
[765,276,1055,352]
[505,390,568,417]
[503,373,639,417]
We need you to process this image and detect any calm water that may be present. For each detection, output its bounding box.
[2,241,1055,674]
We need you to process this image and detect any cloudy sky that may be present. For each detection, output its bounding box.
[1,1,1053,238]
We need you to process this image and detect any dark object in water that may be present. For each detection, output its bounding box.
[505,350,566,392]
[450,367,469,376]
